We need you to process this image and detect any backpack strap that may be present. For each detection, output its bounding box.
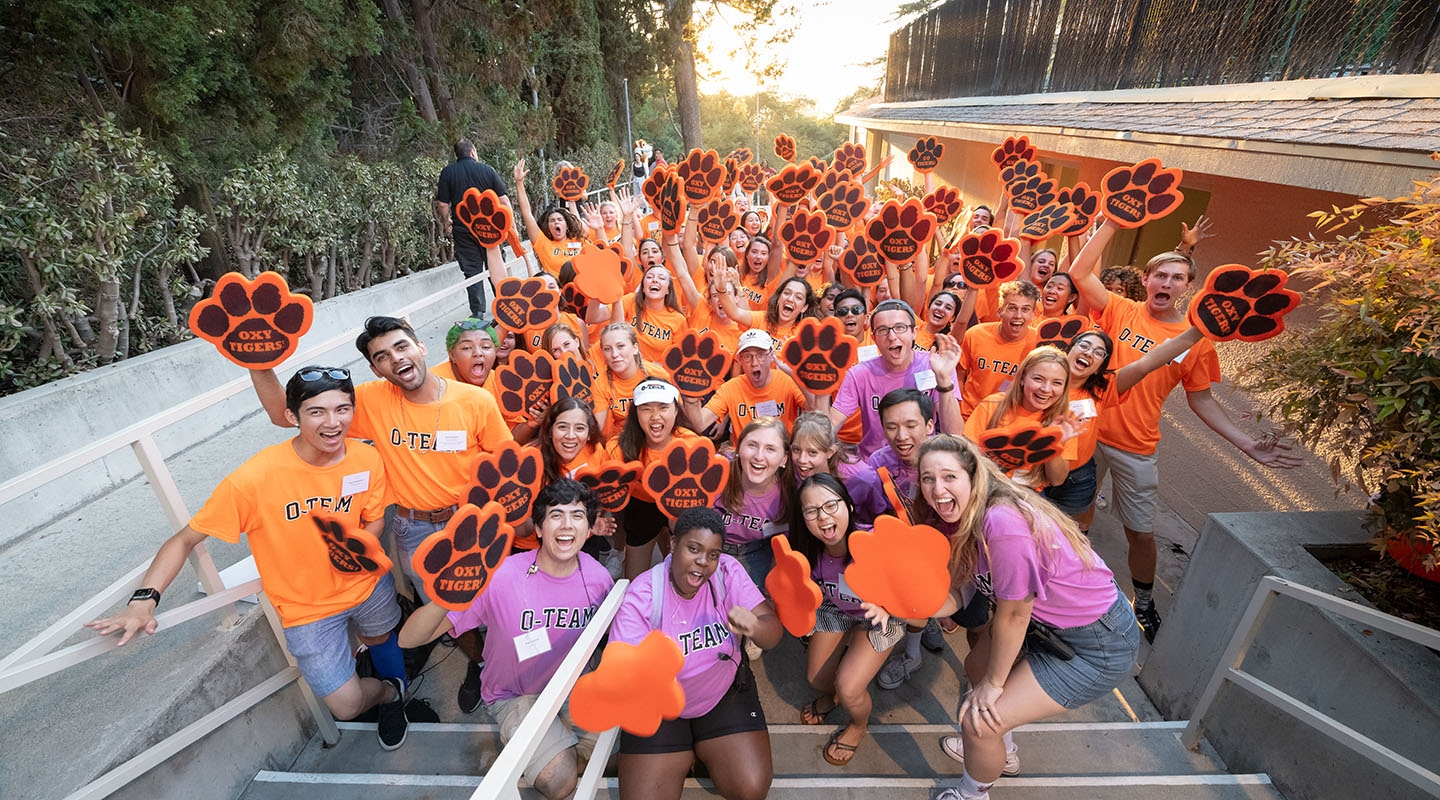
[649,562,667,629]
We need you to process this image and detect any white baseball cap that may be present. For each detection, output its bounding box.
[633,379,680,406]
[737,329,774,352]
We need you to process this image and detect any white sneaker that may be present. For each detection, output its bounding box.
[933,787,987,800]
[876,650,922,689]
[939,735,1020,775]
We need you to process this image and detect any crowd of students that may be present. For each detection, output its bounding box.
[87,140,1299,800]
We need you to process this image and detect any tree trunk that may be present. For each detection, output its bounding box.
[157,263,180,334]
[377,0,440,124]
[94,276,121,365]
[411,0,456,121]
[115,291,131,361]
[665,0,703,150]
[20,254,74,369]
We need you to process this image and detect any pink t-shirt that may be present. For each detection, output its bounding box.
[609,556,765,718]
[814,551,865,618]
[447,550,615,704]
[715,483,787,545]
[831,351,955,458]
[971,504,1117,629]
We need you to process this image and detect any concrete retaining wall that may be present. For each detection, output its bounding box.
[1139,510,1440,800]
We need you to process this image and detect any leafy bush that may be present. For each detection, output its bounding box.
[1239,171,1440,566]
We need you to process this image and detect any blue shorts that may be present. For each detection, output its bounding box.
[725,538,774,592]
[1024,590,1141,710]
[389,513,448,603]
[1043,458,1098,516]
[281,573,402,697]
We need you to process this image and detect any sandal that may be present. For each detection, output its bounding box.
[800,695,838,725]
[823,727,863,767]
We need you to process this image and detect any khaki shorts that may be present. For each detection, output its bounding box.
[1094,442,1159,534]
[485,694,598,787]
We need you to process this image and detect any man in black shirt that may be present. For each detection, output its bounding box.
[435,139,511,315]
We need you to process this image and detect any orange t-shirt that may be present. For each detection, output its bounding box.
[740,275,774,312]
[350,378,513,511]
[592,360,666,440]
[973,284,1002,324]
[703,372,806,445]
[1068,383,1122,467]
[638,214,664,242]
[533,235,584,278]
[189,440,388,627]
[525,311,586,352]
[1092,296,1220,455]
[692,304,747,363]
[964,393,1077,483]
[605,428,703,503]
[958,323,1039,418]
[623,294,690,364]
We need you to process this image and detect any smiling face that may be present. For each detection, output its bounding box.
[671,526,724,597]
[1143,259,1193,317]
[1020,359,1069,413]
[288,389,354,460]
[366,329,429,392]
[821,286,841,316]
[643,266,671,302]
[745,240,769,273]
[927,293,958,329]
[536,500,591,568]
[881,399,934,466]
[547,330,581,360]
[1067,333,1111,380]
[736,425,787,489]
[636,400,677,447]
[600,202,618,227]
[919,450,972,524]
[871,308,916,370]
[800,483,849,550]
[497,329,517,362]
[550,407,591,463]
[776,280,808,324]
[728,228,750,252]
[996,291,1037,343]
[790,436,837,480]
[835,297,868,338]
[743,212,762,235]
[1030,251,1057,287]
[1042,275,1075,315]
[969,207,993,230]
[638,239,664,267]
[448,330,496,387]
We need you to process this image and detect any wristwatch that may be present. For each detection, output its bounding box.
[128,587,161,608]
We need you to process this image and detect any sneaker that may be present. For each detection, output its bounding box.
[405,696,440,723]
[939,734,1020,775]
[377,677,409,751]
[1134,603,1162,643]
[745,638,763,661]
[921,619,945,653]
[457,659,483,714]
[877,650,922,690]
[933,789,985,800]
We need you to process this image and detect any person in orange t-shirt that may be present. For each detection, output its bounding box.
[957,280,1041,418]
[513,159,584,277]
[1068,219,1301,640]
[87,368,418,750]
[962,348,1081,488]
[591,323,667,440]
[684,329,805,446]
[618,266,691,363]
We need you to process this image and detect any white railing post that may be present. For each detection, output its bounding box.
[258,595,340,746]
[1181,577,1279,750]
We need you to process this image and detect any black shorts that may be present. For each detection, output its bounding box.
[619,670,767,755]
[621,499,668,547]
[949,591,992,630]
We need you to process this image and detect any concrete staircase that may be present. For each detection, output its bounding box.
[236,634,1284,800]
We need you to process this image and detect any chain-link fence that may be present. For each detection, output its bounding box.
[886,0,1440,102]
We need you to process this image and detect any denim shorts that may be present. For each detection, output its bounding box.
[1024,589,1141,710]
[724,538,774,591]
[1043,458,1098,516]
[281,572,401,697]
[388,513,448,603]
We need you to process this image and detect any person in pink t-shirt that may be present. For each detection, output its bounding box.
[609,507,782,800]
[713,418,793,594]
[400,479,615,800]
[914,435,1139,800]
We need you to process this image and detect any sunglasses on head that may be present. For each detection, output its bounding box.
[454,318,495,331]
[297,368,351,383]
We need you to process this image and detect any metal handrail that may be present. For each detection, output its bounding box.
[1182,574,1440,796]
[475,579,629,800]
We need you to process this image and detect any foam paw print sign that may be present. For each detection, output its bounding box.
[1188,265,1301,342]
[805,155,829,177]
[1102,159,1184,228]
[864,198,938,263]
[908,136,944,173]
[454,187,520,250]
[774,133,797,163]
[958,229,1024,287]
[779,208,834,263]
[723,157,739,194]
[696,197,739,245]
[643,438,730,522]
[411,502,514,611]
[978,420,1065,472]
[662,330,731,397]
[845,515,950,618]
[493,277,561,333]
[655,171,687,236]
[781,317,857,395]
[737,162,767,194]
[552,165,589,203]
[1036,315,1090,349]
[575,460,643,514]
[991,135,1036,171]
[552,352,595,407]
[571,630,686,735]
[816,180,870,230]
[641,164,674,213]
[1057,183,1099,236]
[1002,159,1058,213]
[766,535,823,637]
[603,241,640,293]
[831,142,867,176]
[463,441,545,527]
[1020,203,1076,242]
[495,350,557,419]
[922,186,963,226]
[189,271,313,370]
[766,162,821,206]
[312,515,391,576]
[604,159,626,190]
[839,235,885,287]
[560,282,590,318]
[727,146,753,165]
[571,246,625,305]
[676,148,725,204]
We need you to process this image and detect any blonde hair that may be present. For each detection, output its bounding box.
[540,322,582,355]
[987,346,1072,428]
[721,418,792,515]
[790,411,859,475]
[599,322,644,383]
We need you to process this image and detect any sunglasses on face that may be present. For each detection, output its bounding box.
[835,305,866,317]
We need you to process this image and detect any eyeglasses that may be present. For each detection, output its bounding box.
[802,498,844,520]
[1071,339,1109,359]
[297,368,351,383]
[873,323,914,338]
[943,278,966,289]
[835,305,866,317]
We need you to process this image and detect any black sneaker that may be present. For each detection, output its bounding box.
[457,659,483,714]
[921,618,945,653]
[405,696,440,723]
[377,677,409,751]
[1134,603,1162,643]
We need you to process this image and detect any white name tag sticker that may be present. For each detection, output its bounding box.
[434,430,467,452]
[754,400,781,418]
[858,344,880,362]
[566,241,583,252]
[340,471,370,497]
[514,628,552,663]
[914,369,938,392]
[1069,398,1097,420]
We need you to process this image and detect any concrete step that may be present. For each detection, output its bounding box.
[288,720,1227,780]
[243,771,1283,800]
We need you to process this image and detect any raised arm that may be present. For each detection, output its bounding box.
[1112,326,1202,394]
[1067,218,1118,313]
[1187,388,1303,469]
[665,231,702,312]
[251,368,296,428]
[511,158,542,243]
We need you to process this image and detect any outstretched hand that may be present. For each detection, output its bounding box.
[1180,215,1215,249]
[1244,432,1303,469]
[513,158,529,185]
[85,603,158,646]
[930,333,961,379]
[1056,411,1089,443]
